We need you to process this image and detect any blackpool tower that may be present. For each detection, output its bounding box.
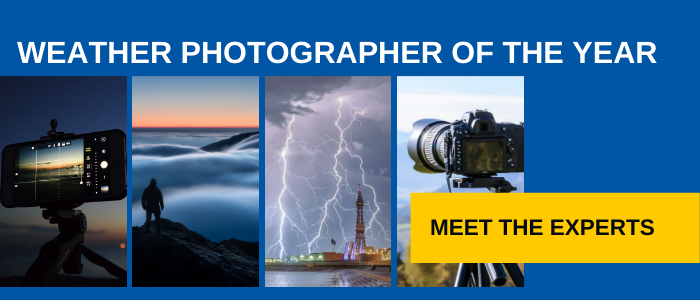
[354,184,366,257]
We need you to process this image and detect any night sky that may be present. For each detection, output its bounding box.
[0,77,127,250]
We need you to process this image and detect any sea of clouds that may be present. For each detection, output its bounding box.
[131,131,259,242]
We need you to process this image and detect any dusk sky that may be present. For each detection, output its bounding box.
[132,76,259,128]
[0,77,127,276]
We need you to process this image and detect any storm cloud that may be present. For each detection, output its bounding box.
[264,76,352,127]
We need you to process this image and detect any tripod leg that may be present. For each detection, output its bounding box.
[503,263,524,287]
[466,263,480,287]
[455,263,469,287]
[62,244,84,274]
[484,263,507,286]
[469,267,477,287]
[477,263,491,287]
[22,232,83,287]
[81,245,127,280]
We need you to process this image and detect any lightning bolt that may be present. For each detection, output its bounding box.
[268,114,294,259]
[307,98,352,253]
[339,101,389,242]
[266,98,390,260]
[266,114,316,259]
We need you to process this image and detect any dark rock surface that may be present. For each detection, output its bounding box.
[220,237,259,259]
[201,131,259,152]
[132,218,258,287]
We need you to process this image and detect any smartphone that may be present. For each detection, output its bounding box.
[1,129,126,208]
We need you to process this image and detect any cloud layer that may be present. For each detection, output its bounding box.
[133,144,204,157]
[132,149,259,202]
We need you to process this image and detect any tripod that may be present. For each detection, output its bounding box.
[21,120,127,286]
[450,176,524,287]
[435,122,524,286]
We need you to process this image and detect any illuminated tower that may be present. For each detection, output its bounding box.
[353,184,366,258]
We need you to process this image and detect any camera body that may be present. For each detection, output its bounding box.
[451,110,523,176]
[408,110,524,176]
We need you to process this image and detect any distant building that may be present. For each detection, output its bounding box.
[284,255,300,262]
[378,248,391,260]
[264,257,282,264]
[354,185,366,258]
[321,252,344,261]
[308,253,323,261]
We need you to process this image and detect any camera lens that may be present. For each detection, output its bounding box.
[407,119,450,173]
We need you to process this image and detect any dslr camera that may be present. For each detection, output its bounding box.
[408,110,523,191]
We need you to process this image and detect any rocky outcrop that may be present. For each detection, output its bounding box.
[132,218,258,287]
[201,132,259,152]
[219,237,259,259]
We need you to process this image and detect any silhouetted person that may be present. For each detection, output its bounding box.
[142,178,164,234]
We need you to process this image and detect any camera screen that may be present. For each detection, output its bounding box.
[463,141,503,172]
[13,135,112,203]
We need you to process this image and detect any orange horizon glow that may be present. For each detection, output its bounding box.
[131,118,260,128]
[132,125,259,128]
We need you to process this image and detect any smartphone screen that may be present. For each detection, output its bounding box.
[2,130,126,207]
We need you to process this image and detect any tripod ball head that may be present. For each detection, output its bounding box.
[48,210,87,234]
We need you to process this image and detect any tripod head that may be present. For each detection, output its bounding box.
[451,176,516,193]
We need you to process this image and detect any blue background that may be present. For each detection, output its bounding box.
[1,0,698,297]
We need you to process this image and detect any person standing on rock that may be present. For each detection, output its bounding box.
[142,178,164,234]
